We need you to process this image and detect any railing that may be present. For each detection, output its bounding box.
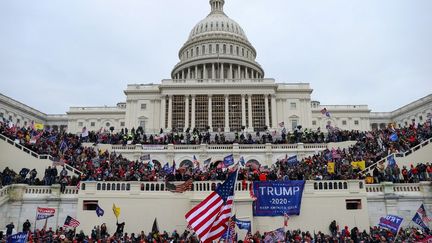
[80,180,366,193]
[361,137,432,175]
[0,186,10,198]
[109,142,334,152]
[365,183,424,193]
[24,186,79,195]
[0,133,83,176]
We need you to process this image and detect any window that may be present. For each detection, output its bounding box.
[105,122,110,127]
[354,120,359,125]
[209,44,212,53]
[290,102,296,109]
[0,112,3,118]
[202,45,205,54]
[78,122,83,127]
[90,122,95,127]
[230,45,233,54]
[16,119,20,124]
[346,199,362,210]
[419,116,423,121]
[83,200,99,210]
[342,120,347,125]
[120,122,125,127]
[141,104,147,110]
[24,121,27,126]
[291,120,298,131]
[312,121,317,126]
[216,44,219,53]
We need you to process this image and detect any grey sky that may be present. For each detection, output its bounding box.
[0,0,431,114]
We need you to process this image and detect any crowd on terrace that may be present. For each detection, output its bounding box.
[1,221,430,242]
[0,119,431,187]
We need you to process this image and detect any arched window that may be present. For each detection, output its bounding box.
[230,45,233,54]
[202,45,205,54]
[223,44,226,54]
[97,183,101,190]
[216,44,219,53]
[209,44,212,54]
[236,46,239,55]
[196,47,199,56]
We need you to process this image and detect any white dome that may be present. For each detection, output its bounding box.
[187,13,248,42]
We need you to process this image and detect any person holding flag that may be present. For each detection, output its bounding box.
[185,167,238,242]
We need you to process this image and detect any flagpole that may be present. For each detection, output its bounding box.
[34,208,38,232]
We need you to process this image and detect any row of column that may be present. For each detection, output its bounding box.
[161,94,277,131]
[174,63,262,80]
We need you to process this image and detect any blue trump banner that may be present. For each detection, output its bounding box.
[223,154,234,167]
[7,232,28,243]
[253,181,305,216]
[378,215,403,233]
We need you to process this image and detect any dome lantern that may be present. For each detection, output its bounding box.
[210,0,225,14]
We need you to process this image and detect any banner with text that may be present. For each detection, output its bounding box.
[253,181,305,216]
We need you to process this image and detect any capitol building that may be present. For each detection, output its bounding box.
[1,0,431,135]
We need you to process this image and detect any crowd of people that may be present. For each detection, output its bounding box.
[1,220,431,242]
[0,120,431,187]
[84,126,362,145]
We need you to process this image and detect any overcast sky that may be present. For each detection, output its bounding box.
[0,0,431,114]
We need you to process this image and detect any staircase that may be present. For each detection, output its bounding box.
[0,133,82,179]
[361,137,432,175]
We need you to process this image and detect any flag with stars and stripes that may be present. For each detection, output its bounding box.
[417,204,432,223]
[63,216,80,228]
[185,169,238,242]
[166,179,193,193]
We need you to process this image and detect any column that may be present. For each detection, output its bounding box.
[167,95,173,130]
[191,95,196,128]
[195,66,198,79]
[271,94,277,129]
[264,94,270,128]
[248,94,253,130]
[229,64,233,79]
[221,63,224,79]
[184,95,189,131]
[224,94,230,132]
[160,96,166,129]
[238,65,241,79]
[208,95,212,130]
[187,67,191,79]
[212,63,215,79]
[203,64,208,79]
[241,94,246,127]
[245,67,249,79]
[182,70,185,80]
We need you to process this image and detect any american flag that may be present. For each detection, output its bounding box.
[166,179,193,193]
[417,204,431,223]
[63,216,80,228]
[185,170,237,242]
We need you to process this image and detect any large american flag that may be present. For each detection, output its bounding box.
[185,170,237,243]
[417,204,431,223]
[63,216,80,228]
[166,179,193,193]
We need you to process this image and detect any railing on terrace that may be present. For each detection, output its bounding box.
[24,186,79,195]
[365,183,424,193]
[361,137,432,175]
[79,180,366,193]
[0,186,11,198]
[0,133,83,176]
[110,142,333,152]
